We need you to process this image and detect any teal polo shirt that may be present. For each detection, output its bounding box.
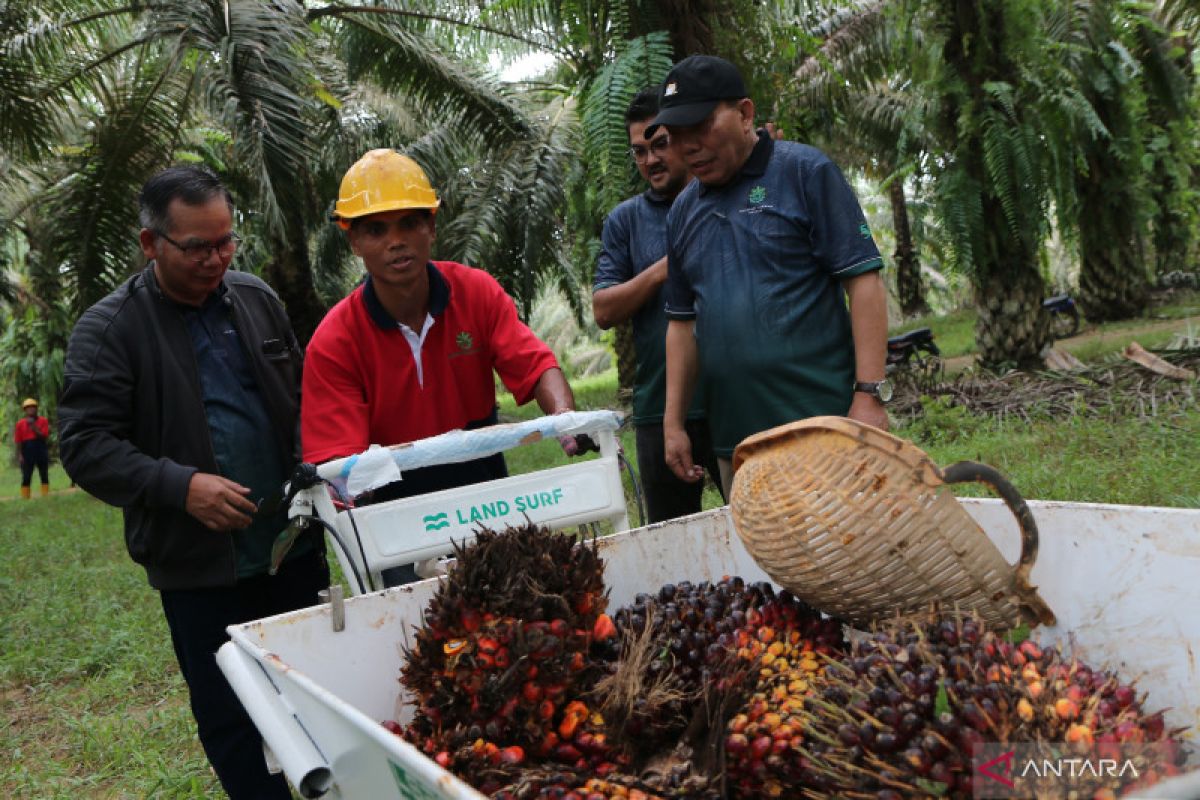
[664,131,883,457]
[594,189,705,427]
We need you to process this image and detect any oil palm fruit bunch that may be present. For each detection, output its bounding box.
[720,588,845,798]
[607,580,831,741]
[796,610,1186,799]
[396,525,619,788]
[491,770,666,799]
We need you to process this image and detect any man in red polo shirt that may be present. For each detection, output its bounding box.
[14,397,50,498]
[302,150,582,584]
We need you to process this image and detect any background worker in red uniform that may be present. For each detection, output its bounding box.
[14,397,50,498]
[303,149,584,586]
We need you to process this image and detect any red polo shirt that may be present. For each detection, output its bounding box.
[302,261,559,464]
[14,416,49,444]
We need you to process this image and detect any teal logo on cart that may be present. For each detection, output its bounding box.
[422,512,450,532]
[388,760,443,800]
[422,488,567,534]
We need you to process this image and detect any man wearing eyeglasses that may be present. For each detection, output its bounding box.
[58,165,327,799]
[592,87,723,522]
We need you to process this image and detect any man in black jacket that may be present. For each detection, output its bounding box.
[59,166,327,799]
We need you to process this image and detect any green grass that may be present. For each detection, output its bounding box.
[899,403,1200,507]
[0,485,221,798]
[890,307,978,358]
[0,461,73,501]
[890,290,1200,362]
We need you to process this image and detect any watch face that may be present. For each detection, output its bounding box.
[878,379,894,403]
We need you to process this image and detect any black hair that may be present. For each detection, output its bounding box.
[625,87,661,131]
[138,165,234,233]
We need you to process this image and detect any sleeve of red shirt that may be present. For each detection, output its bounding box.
[479,273,560,406]
[301,313,372,464]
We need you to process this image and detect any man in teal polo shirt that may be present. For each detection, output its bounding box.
[593,87,722,522]
[649,55,891,496]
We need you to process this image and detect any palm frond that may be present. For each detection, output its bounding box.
[41,48,192,311]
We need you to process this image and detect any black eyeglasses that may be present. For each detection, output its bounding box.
[630,134,671,164]
[157,230,242,263]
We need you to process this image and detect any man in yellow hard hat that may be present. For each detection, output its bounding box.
[303,149,585,585]
[14,398,50,498]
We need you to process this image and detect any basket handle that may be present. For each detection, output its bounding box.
[939,461,1057,626]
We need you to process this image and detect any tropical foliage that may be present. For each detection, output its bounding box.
[1,0,1198,411]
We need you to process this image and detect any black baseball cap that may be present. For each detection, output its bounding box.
[644,55,748,137]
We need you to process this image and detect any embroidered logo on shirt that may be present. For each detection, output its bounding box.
[748,185,767,205]
[859,223,872,239]
[456,331,473,350]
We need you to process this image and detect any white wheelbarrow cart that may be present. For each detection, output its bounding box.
[217,418,1200,799]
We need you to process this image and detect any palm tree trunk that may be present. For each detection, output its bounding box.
[654,0,716,57]
[264,238,326,345]
[974,223,1051,370]
[1077,189,1148,323]
[888,179,927,317]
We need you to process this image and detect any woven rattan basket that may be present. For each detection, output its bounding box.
[730,416,1055,630]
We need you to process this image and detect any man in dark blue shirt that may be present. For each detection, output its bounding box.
[647,55,891,497]
[593,88,722,522]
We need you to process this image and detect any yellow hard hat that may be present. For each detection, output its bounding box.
[21,398,37,409]
[332,149,439,229]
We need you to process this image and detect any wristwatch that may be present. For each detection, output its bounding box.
[854,379,894,404]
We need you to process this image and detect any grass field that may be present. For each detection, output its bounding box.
[890,291,1200,363]
[3,313,1198,797]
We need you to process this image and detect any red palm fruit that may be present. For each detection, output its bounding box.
[549,618,571,638]
[537,731,559,756]
[1019,640,1043,661]
[434,751,451,768]
[553,743,583,763]
[1114,685,1136,709]
[559,701,589,739]
[538,699,556,721]
[499,745,524,765]
[1115,720,1144,743]
[1055,698,1080,721]
[751,735,773,760]
[522,681,542,704]
[568,652,586,672]
[499,696,519,720]
[381,719,403,735]
[493,647,510,669]
[575,592,595,615]
[592,613,617,641]
[1066,723,1094,747]
[726,733,749,755]
[476,636,500,655]
[1066,684,1089,705]
[461,608,481,633]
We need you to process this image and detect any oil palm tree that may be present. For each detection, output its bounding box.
[785,1,933,317]
[0,0,573,342]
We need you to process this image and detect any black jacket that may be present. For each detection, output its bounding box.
[59,265,309,590]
